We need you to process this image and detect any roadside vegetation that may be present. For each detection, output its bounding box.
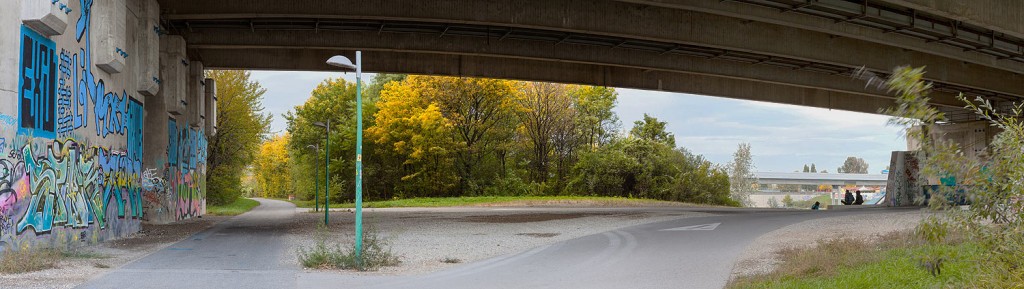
[730,231,980,288]
[206,70,272,206]
[735,66,1024,287]
[297,226,400,271]
[248,74,749,208]
[285,195,720,209]
[0,247,110,274]
[206,198,261,216]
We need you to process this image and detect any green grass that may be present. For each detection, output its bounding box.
[792,194,831,209]
[284,196,711,209]
[297,225,400,271]
[206,198,261,216]
[730,232,982,289]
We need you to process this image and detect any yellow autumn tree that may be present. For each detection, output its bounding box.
[367,76,457,196]
[253,133,293,198]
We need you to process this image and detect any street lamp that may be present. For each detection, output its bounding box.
[313,120,331,225]
[306,144,320,212]
[326,51,364,260]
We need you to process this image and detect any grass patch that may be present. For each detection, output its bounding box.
[60,249,110,259]
[730,231,981,288]
[285,196,709,209]
[297,225,400,271]
[0,248,62,274]
[441,257,462,264]
[207,198,261,216]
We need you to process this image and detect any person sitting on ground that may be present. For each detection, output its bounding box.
[811,201,820,210]
[854,191,864,205]
[840,190,855,205]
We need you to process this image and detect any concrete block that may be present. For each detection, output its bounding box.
[187,61,205,128]
[92,0,127,74]
[1,1,23,97]
[159,35,187,115]
[133,0,160,96]
[204,78,217,136]
[21,0,68,37]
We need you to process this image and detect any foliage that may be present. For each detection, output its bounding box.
[297,225,400,271]
[253,134,293,198]
[0,248,61,273]
[206,198,261,216]
[284,74,735,206]
[837,156,869,174]
[730,231,979,289]
[782,194,794,208]
[287,195,721,208]
[629,113,676,147]
[567,138,736,206]
[728,143,757,206]
[880,66,1024,286]
[205,70,272,205]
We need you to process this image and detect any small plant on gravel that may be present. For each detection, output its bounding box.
[441,257,462,264]
[0,248,62,274]
[297,225,400,271]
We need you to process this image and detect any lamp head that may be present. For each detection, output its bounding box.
[326,55,357,71]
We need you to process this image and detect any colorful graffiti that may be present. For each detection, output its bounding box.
[168,120,207,220]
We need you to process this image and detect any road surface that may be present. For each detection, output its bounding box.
[81,199,900,289]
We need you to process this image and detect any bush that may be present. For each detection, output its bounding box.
[297,225,400,271]
[207,166,243,206]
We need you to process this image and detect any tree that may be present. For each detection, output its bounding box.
[365,76,456,197]
[206,70,272,205]
[767,197,780,208]
[782,194,794,208]
[837,157,869,174]
[253,134,293,198]
[803,164,810,172]
[516,82,576,184]
[728,143,756,206]
[570,86,620,148]
[424,77,519,194]
[810,163,817,173]
[629,114,676,147]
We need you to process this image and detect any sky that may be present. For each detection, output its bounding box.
[250,71,907,173]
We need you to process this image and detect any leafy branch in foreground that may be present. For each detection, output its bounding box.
[879,66,1024,287]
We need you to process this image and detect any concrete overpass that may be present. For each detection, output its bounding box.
[754,172,889,186]
[159,0,1024,117]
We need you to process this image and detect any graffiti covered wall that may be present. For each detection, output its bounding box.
[0,0,208,252]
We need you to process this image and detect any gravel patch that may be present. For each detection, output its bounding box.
[0,216,228,289]
[285,207,712,275]
[729,209,932,279]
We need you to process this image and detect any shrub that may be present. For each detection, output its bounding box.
[297,225,400,271]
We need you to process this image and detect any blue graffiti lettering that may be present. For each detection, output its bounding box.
[18,26,57,138]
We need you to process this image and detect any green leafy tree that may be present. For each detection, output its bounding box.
[782,194,794,208]
[206,70,272,205]
[803,164,810,172]
[810,163,817,173]
[629,114,676,147]
[837,157,869,174]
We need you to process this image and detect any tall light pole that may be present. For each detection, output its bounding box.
[313,120,331,225]
[307,144,320,212]
[326,52,364,259]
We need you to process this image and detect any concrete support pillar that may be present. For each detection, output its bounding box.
[142,88,174,224]
[159,35,187,115]
[885,151,922,207]
[187,61,205,129]
[92,0,127,74]
[131,0,160,96]
[204,78,217,136]
[21,0,68,36]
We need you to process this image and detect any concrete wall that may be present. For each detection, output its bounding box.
[0,0,208,252]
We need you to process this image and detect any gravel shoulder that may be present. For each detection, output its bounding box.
[0,215,229,289]
[729,209,932,279]
[285,207,715,275]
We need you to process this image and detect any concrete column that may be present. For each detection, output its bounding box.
[92,0,127,73]
[159,35,187,115]
[187,61,205,129]
[204,78,217,136]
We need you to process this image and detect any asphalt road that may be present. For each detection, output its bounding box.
[80,199,899,289]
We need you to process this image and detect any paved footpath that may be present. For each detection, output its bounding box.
[79,198,299,289]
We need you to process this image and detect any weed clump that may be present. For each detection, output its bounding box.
[297,225,400,271]
[0,248,61,274]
